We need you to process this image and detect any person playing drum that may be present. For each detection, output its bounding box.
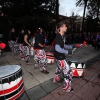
[34,27,49,74]
[17,28,25,60]
[23,29,32,64]
[53,21,74,92]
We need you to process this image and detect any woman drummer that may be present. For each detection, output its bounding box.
[23,29,32,64]
[8,28,18,55]
[34,27,49,74]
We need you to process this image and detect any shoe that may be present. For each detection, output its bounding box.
[58,78,64,83]
[70,88,74,92]
[21,58,24,60]
[63,88,74,92]
[44,70,49,74]
[19,56,24,58]
[34,64,38,69]
[41,70,49,74]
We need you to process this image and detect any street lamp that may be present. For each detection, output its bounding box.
[0,5,2,10]
[0,5,2,13]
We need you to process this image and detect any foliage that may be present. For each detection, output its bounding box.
[87,0,100,19]
[0,0,57,33]
[76,0,88,7]
[1,0,56,16]
[76,0,89,32]
[76,0,100,32]
[85,15,100,32]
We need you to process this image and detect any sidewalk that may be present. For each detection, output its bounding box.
[0,45,100,100]
[40,59,100,100]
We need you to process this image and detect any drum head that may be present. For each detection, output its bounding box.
[66,58,85,69]
[0,65,21,78]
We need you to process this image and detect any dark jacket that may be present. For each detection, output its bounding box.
[54,33,65,60]
[17,33,24,44]
[10,32,17,41]
[34,33,44,49]
[23,33,31,46]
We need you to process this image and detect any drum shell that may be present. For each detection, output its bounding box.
[46,52,55,64]
[0,65,24,100]
[67,59,86,77]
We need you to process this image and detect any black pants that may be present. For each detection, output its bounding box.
[94,41,100,50]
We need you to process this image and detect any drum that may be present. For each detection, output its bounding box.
[0,65,24,100]
[66,58,86,78]
[46,52,55,64]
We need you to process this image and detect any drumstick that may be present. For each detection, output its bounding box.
[80,44,82,47]
[72,48,76,52]
[70,44,83,55]
[72,44,82,52]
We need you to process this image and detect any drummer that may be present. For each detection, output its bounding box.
[53,21,74,92]
[17,28,25,60]
[34,27,49,74]
[23,29,32,64]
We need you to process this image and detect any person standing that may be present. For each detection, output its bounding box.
[53,21,74,92]
[17,28,25,60]
[8,28,18,54]
[23,29,32,64]
[34,27,49,74]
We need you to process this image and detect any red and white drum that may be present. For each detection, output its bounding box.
[46,52,55,64]
[0,65,24,100]
[67,58,86,77]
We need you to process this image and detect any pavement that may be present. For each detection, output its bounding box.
[0,45,100,100]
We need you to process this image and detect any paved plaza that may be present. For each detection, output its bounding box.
[0,45,100,100]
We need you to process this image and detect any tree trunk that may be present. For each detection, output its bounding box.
[97,0,100,19]
[56,0,59,22]
[82,0,87,32]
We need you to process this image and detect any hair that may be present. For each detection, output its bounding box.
[34,27,42,36]
[56,21,66,29]
[24,28,31,35]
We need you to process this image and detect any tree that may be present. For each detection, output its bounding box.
[86,15,100,32]
[0,0,57,31]
[0,0,59,44]
[0,0,56,17]
[70,12,79,32]
[85,0,100,32]
[76,0,88,32]
[87,0,100,19]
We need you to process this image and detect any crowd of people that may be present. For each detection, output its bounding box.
[8,27,50,74]
[65,31,100,49]
[7,22,100,92]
